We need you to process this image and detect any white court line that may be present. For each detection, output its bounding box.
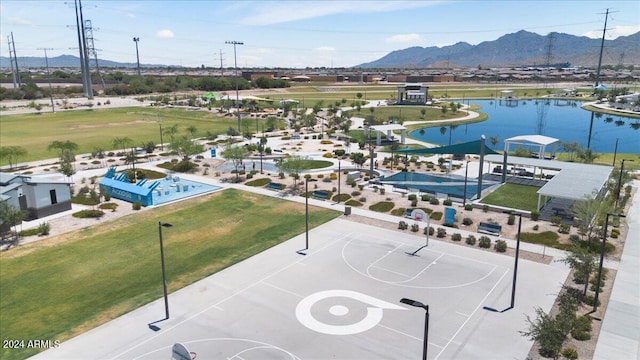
[378,324,444,349]
[262,281,305,299]
[434,267,511,360]
[368,252,446,285]
[113,231,353,360]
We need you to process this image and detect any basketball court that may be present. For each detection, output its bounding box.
[32,218,569,360]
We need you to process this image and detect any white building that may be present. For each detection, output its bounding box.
[0,173,72,220]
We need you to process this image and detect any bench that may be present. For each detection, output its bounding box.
[478,222,502,235]
[267,182,284,191]
[312,190,330,200]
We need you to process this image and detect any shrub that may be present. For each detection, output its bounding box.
[451,233,462,241]
[462,217,473,226]
[408,194,417,201]
[103,193,111,201]
[369,201,395,212]
[421,194,431,201]
[494,239,507,252]
[132,201,142,210]
[436,228,447,238]
[478,236,492,248]
[443,198,452,206]
[466,235,476,245]
[410,223,420,232]
[72,209,104,218]
[429,197,439,205]
[424,226,434,236]
[582,294,600,307]
[558,223,571,234]
[99,202,118,211]
[19,228,40,237]
[533,224,539,231]
[38,222,51,236]
[398,221,408,230]
[571,315,592,341]
[464,204,473,211]
[551,216,562,226]
[411,199,418,207]
[482,204,489,212]
[531,210,540,221]
[561,348,578,360]
[351,191,361,197]
[507,214,515,225]
[330,173,338,180]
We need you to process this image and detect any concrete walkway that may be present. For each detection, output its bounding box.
[593,179,640,360]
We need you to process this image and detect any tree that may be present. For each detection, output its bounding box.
[571,192,609,243]
[112,137,132,154]
[277,155,307,190]
[47,140,78,158]
[169,136,204,161]
[350,152,366,168]
[577,148,598,164]
[222,142,249,180]
[0,201,28,244]
[560,240,597,295]
[59,149,76,178]
[186,126,198,140]
[163,124,179,144]
[0,146,27,169]
[520,307,568,359]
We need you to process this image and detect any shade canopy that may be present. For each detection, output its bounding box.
[396,139,499,155]
[202,92,218,99]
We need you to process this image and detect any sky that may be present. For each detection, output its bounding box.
[1,0,639,69]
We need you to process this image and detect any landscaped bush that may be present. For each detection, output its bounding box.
[330,173,338,180]
[38,222,51,236]
[99,202,118,211]
[132,201,142,210]
[494,239,507,252]
[551,215,562,226]
[424,226,434,236]
[482,204,489,212]
[451,233,462,241]
[443,198,452,206]
[398,221,408,230]
[462,217,473,226]
[391,208,406,216]
[436,228,447,238]
[408,194,417,201]
[429,197,439,205]
[478,236,492,248]
[103,193,111,201]
[72,209,104,218]
[332,194,351,202]
[245,178,271,187]
[466,235,476,245]
[369,201,395,212]
[421,194,431,201]
[561,348,578,360]
[429,211,443,221]
[18,228,40,237]
[531,210,540,221]
[582,294,600,307]
[571,315,592,341]
[558,223,571,234]
[464,204,473,211]
[410,223,420,232]
[507,214,515,225]
[533,224,539,231]
[411,199,418,207]
[345,199,362,207]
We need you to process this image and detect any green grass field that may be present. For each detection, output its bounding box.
[480,183,541,212]
[0,189,340,360]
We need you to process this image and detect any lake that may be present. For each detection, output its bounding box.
[409,99,640,154]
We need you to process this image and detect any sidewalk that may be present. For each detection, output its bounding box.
[593,179,640,360]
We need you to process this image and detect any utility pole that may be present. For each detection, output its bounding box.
[84,19,106,90]
[133,37,141,77]
[594,8,615,88]
[8,33,21,88]
[225,40,243,133]
[215,49,225,77]
[544,33,554,88]
[79,0,93,99]
[38,48,55,113]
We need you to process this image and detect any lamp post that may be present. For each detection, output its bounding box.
[299,177,317,254]
[133,37,141,77]
[615,159,633,210]
[593,213,625,313]
[503,211,522,309]
[337,160,341,203]
[400,298,429,360]
[225,40,244,134]
[463,160,470,206]
[158,221,173,319]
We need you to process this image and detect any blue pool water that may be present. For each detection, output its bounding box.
[379,172,498,199]
[410,99,639,154]
[150,177,221,205]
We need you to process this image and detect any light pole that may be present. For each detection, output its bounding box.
[400,298,429,360]
[133,37,141,77]
[226,40,244,134]
[463,160,470,206]
[615,159,633,210]
[299,177,317,255]
[503,211,522,309]
[593,213,625,313]
[158,221,173,319]
[337,160,341,203]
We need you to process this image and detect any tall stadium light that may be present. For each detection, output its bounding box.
[400,298,429,360]
[133,37,141,77]
[225,40,244,133]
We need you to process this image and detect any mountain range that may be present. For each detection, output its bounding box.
[355,30,640,69]
[1,30,638,70]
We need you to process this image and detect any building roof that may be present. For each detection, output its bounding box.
[484,155,613,200]
[398,139,499,156]
[504,135,559,147]
[371,124,406,132]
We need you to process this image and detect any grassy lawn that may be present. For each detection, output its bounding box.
[0,107,241,164]
[0,189,340,360]
[480,183,540,212]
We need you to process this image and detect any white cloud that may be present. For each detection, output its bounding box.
[9,16,33,26]
[582,24,640,39]
[239,1,443,26]
[386,33,424,44]
[156,30,174,39]
[314,46,336,53]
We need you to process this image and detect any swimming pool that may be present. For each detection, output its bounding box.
[379,172,498,200]
[149,176,221,205]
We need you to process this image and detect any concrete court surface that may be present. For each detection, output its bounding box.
[31,218,569,360]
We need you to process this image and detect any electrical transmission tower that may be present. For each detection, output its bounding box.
[7,32,21,88]
[543,33,554,88]
[84,19,106,90]
[215,49,225,77]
